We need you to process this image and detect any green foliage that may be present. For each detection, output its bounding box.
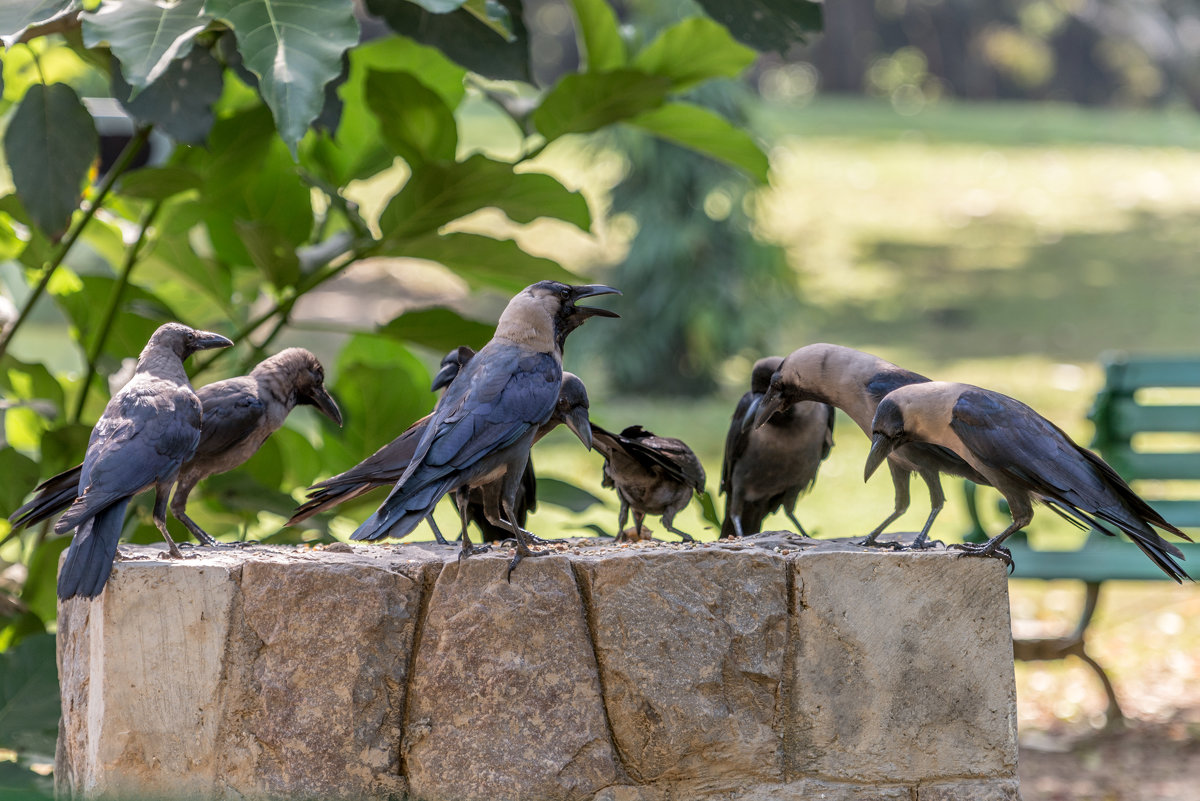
[0,2,821,782]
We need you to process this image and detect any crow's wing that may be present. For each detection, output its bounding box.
[193,377,266,458]
[720,390,756,496]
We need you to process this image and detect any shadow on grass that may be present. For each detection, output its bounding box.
[802,210,1200,364]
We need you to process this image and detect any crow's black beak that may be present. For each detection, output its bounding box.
[191,331,234,351]
[752,388,785,430]
[563,405,593,451]
[569,284,621,319]
[305,385,343,427]
[864,433,895,481]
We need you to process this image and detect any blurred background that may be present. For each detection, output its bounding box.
[3,0,1200,797]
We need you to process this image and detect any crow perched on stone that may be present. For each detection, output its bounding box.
[592,423,706,543]
[721,356,834,538]
[349,282,618,575]
[754,343,987,549]
[53,323,232,599]
[11,348,341,547]
[866,381,1192,579]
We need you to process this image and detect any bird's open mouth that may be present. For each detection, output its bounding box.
[570,284,621,318]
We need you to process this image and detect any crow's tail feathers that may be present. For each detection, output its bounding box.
[57,499,129,600]
[8,465,81,532]
[350,477,453,542]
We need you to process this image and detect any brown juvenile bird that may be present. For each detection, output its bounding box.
[753,343,988,549]
[11,348,341,547]
[592,424,706,542]
[866,381,1192,580]
[721,356,834,538]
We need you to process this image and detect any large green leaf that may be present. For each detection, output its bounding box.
[693,0,822,53]
[406,0,467,11]
[627,102,768,183]
[20,537,70,628]
[365,69,457,166]
[379,154,591,241]
[536,477,604,513]
[531,70,670,141]
[366,0,530,82]
[3,83,97,240]
[305,36,467,184]
[632,17,756,91]
[329,335,432,467]
[82,0,209,91]
[0,448,39,519]
[0,633,60,755]
[115,45,224,144]
[380,308,495,353]
[568,0,624,71]
[203,0,360,156]
[0,0,79,49]
[117,166,204,201]
[36,423,91,477]
[54,275,179,363]
[383,231,578,292]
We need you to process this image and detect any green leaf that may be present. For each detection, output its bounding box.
[0,634,60,755]
[632,17,756,91]
[406,0,467,11]
[3,83,98,239]
[384,231,579,292]
[568,0,624,71]
[697,489,720,528]
[379,154,591,241]
[20,537,71,627]
[0,756,54,799]
[463,0,516,41]
[203,0,360,156]
[234,219,300,289]
[0,448,40,519]
[37,423,91,476]
[0,0,79,49]
[532,69,670,141]
[0,613,46,656]
[380,308,495,353]
[306,36,467,183]
[627,102,768,183]
[536,477,604,513]
[0,355,66,415]
[366,0,530,81]
[365,69,457,166]
[54,275,179,363]
[117,166,204,200]
[693,0,822,54]
[330,335,432,467]
[115,45,224,144]
[82,0,209,91]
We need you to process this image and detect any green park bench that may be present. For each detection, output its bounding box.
[963,353,1200,725]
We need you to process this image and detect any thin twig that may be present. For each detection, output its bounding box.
[71,199,164,424]
[0,126,152,362]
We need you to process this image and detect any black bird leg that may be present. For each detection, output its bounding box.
[731,511,746,538]
[906,470,946,550]
[502,499,549,580]
[633,510,646,541]
[615,500,631,543]
[948,495,1029,570]
[857,462,908,549]
[153,485,185,559]
[426,514,450,546]
[455,490,489,559]
[171,485,255,548]
[660,509,694,542]
[784,509,809,537]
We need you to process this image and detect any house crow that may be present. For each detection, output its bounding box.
[288,366,594,544]
[866,381,1192,580]
[10,348,342,547]
[753,344,988,549]
[721,356,835,537]
[349,281,618,574]
[53,323,232,600]
[592,424,706,542]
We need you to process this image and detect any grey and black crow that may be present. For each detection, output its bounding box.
[753,343,988,549]
[10,348,341,547]
[865,381,1192,580]
[592,424,706,542]
[288,366,593,543]
[349,281,618,574]
[721,356,834,538]
[53,323,233,600]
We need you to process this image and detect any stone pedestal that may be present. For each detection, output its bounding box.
[56,535,1019,800]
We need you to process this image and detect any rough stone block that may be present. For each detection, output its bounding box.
[786,547,1018,783]
[574,548,788,784]
[918,778,1022,801]
[402,553,622,801]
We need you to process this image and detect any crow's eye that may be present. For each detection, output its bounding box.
[560,287,570,299]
